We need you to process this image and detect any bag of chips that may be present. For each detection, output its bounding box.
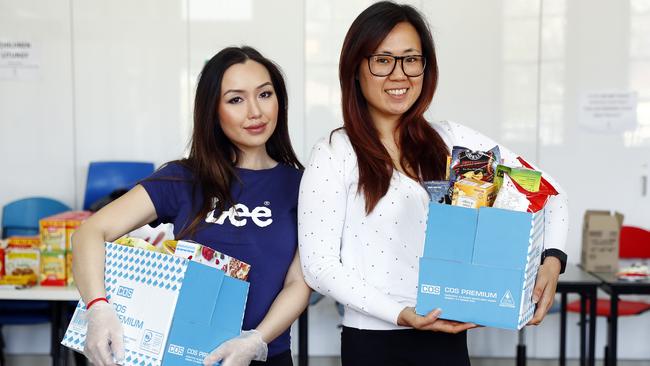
[423,180,452,204]
[449,145,501,183]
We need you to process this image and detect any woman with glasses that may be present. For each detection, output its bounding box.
[298,2,568,365]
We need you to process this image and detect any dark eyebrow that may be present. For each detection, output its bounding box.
[376,48,421,55]
[223,81,273,97]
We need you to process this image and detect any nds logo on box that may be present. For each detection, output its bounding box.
[168,344,184,356]
[117,286,134,299]
[421,284,441,295]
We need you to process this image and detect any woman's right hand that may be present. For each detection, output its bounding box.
[397,307,478,334]
[83,302,125,366]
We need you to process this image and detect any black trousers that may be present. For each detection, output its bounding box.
[250,350,293,366]
[341,326,470,366]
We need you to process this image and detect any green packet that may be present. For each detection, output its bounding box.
[494,165,542,192]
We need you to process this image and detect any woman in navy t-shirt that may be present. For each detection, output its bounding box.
[72,46,310,366]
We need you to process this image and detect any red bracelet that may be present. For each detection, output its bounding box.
[86,297,109,310]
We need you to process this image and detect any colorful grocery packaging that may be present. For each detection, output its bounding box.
[423,180,452,204]
[493,173,530,212]
[514,157,559,213]
[0,242,5,279]
[39,211,92,251]
[451,178,497,209]
[41,250,66,286]
[114,236,157,251]
[163,240,251,281]
[66,251,74,285]
[449,145,501,183]
[494,165,542,192]
[0,236,41,286]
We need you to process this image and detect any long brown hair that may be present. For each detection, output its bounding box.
[159,46,303,239]
[339,1,448,213]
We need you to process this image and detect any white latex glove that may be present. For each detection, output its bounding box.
[203,330,268,366]
[83,301,125,366]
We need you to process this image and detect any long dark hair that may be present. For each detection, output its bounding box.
[168,46,302,238]
[338,1,449,214]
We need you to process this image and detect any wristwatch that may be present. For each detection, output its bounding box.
[541,248,567,274]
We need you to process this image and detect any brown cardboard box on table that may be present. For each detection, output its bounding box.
[581,210,624,272]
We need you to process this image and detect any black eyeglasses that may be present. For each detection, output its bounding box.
[366,54,426,77]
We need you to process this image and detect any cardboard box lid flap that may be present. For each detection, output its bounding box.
[424,204,477,262]
[174,262,225,324]
[585,214,623,231]
[212,276,249,333]
[473,208,533,269]
[584,210,624,229]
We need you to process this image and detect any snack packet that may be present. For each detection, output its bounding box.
[114,236,157,251]
[40,250,66,286]
[449,145,501,183]
[423,180,452,204]
[494,165,542,192]
[493,173,530,212]
[516,157,559,212]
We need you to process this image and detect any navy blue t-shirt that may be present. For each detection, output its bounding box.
[140,162,302,357]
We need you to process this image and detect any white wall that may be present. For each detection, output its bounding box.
[2,0,650,361]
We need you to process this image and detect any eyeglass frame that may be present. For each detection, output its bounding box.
[366,54,427,77]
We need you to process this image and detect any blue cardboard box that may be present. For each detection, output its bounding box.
[416,204,544,330]
[62,242,249,365]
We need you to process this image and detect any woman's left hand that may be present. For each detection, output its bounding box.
[203,330,268,366]
[528,257,562,325]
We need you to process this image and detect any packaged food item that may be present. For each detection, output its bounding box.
[40,211,92,251]
[423,180,452,204]
[494,165,542,192]
[0,243,40,286]
[493,173,530,212]
[515,157,559,213]
[66,251,74,286]
[445,156,451,180]
[40,250,66,286]
[449,145,501,183]
[163,240,251,281]
[8,236,41,248]
[451,178,497,208]
[617,263,649,282]
[0,245,5,279]
[114,236,156,251]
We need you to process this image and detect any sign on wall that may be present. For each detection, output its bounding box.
[0,39,39,80]
[579,91,638,133]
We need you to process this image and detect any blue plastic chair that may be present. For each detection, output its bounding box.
[0,197,70,366]
[1,197,70,239]
[82,161,155,210]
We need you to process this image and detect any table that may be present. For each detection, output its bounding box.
[516,264,600,366]
[556,264,600,366]
[0,286,79,366]
[589,272,650,366]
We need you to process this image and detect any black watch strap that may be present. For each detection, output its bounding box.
[541,248,567,274]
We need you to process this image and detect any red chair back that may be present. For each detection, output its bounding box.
[619,226,650,259]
